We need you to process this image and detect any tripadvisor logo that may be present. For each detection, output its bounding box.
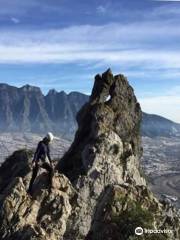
[135,227,173,236]
[135,227,143,236]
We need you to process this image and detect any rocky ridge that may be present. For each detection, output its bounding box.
[142,112,180,138]
[0,83,88,137]
[0,70,179,240]
[0,150,75,240]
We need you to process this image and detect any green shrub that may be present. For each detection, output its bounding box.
[111,200,154,239]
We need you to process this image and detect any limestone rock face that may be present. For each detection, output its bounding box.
[58,69,179,239]
[86,184,180,240]
[0,70,179,240]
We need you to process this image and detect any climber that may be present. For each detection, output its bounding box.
[27,132,54,195]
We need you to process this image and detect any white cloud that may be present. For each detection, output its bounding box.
[0,22,179,68]
[0,21,179,46]
[11,17,20,24]
[97,6,107,14]
[0,44,180,72]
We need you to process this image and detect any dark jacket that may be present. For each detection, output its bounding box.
[33,139,52,164]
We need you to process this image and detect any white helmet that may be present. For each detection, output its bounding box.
[46,132,54,142]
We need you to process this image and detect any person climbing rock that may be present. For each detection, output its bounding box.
[28,132,54,195]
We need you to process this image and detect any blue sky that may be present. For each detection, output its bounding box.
[0,0,180,122]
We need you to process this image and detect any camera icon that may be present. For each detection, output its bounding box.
[135,227,144,235]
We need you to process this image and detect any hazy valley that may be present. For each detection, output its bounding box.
[142,137,180,208]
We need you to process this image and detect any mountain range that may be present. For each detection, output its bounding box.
[0,83,88,137]
[0,83,179,138]
[142,112,180,137]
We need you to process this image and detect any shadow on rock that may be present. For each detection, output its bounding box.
[0,149,33,193]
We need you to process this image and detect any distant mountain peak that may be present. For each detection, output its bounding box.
[0,83,10,87]
[20,84,41,92]
[47,89,58,95]
[0,83,15,90]
[142,112,180,137]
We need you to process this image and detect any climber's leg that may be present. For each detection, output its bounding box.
[41,162,53,191]
[28,164,39,194]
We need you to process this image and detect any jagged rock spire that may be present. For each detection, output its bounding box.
[58,69,142,180]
